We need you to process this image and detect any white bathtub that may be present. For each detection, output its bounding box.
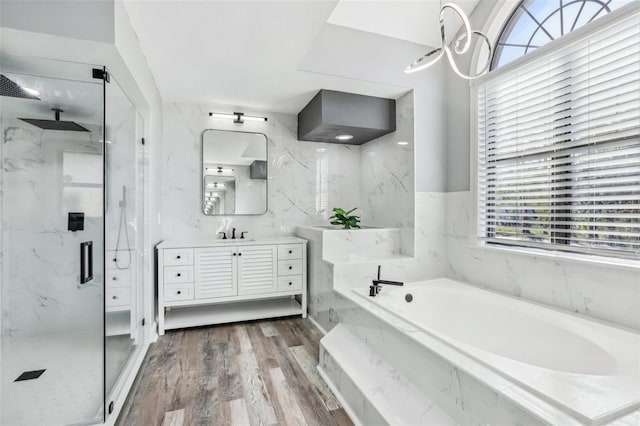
[353,279,640,425]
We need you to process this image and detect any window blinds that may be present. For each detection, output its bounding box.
[476,11,640,259]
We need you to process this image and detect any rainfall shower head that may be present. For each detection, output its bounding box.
[19,108,90,132]
[0,74,40,100]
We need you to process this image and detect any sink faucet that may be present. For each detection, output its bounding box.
[231,227,236,239]
[369,265,403,297]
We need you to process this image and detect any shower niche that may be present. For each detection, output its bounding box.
[0,54,145,425]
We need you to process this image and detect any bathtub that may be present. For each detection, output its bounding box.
[352,279,640,425]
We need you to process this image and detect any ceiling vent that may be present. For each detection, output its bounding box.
[297,90,396,145]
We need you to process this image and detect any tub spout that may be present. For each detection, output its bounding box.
[370,265,404,296]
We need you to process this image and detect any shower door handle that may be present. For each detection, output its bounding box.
[80,241,93,284]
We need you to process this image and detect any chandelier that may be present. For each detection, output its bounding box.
[405,3,493,80]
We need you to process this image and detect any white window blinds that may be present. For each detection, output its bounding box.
[476,11,640,259]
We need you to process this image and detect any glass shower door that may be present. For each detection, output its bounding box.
[104,73,144,412]
[0,56,105,425]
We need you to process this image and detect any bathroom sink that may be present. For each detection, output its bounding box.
[215,239,255,243]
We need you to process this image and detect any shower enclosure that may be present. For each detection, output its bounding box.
[0,54,145,425]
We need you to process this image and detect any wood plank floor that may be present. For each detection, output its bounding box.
[117,317,353,426]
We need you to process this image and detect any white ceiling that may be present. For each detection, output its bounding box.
[327,0,480,47]
[123,0,480,114]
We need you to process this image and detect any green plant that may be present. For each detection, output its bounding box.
[329,207,361,229]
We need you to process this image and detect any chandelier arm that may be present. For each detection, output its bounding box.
[442,3,472,55]
[404,2,493,80]
[404,47,445,74]
[446,31,493,79]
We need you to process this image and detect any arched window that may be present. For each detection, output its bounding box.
[491,0,633,70]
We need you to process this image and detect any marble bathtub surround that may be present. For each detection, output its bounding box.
[321,277,640,426]
[300,190,639,425]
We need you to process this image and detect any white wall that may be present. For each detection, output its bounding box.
[0,0,115,43]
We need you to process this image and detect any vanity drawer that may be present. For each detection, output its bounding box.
[107,287,131,308]
[278,244,303,260]
[278,275,302,292]
[163,249,193,266]
[163,266,193,284]
[278,259,303,276]
[106,268,130,287]
[164,284,194,302]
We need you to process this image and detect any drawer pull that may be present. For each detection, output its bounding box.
[238,253,242,256]
[112,296,117,300]
[289,250,292,254]
[289,282,292,286]
[289,266,292,270]
[177,273,181,277]
[177,291,182,295]
[232,252,237,256]
[112,277,117,281]
[176,255,181,259]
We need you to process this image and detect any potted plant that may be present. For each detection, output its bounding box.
[329,207,361,229]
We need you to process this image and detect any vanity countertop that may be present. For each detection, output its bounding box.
[157,237,307,249]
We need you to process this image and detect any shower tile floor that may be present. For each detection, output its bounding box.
[1,330,104,426]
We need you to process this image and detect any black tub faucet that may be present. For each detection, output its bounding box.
[369,265,404,297]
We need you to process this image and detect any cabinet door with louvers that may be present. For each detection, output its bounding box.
[195,247,238,299]
[237,245,277,295]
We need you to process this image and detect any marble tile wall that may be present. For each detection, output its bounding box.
[161,102,362,241]
[322,295,573,426]
[445,191,640,331]
[162,92,416,250]
[359,91,415,255]
[1,114,104,337]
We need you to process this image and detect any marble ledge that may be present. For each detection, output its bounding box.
[324,253,413,265]
[470,242,640,272]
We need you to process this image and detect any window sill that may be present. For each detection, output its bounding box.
[470,242,640,272]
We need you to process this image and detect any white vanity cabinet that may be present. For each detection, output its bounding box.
[157,238,307,335]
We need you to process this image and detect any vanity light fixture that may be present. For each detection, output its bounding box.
[209,112,267,124]
[404,2,493,80]
[335,134,353,141]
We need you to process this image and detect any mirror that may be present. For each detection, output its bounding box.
[202,129,268,215]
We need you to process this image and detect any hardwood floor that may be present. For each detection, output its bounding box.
[117,317,353,426]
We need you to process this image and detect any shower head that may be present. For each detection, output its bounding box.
[19,108,90,132]
[0,74,40,100]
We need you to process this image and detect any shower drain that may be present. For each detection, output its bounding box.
[14,369,46,382]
